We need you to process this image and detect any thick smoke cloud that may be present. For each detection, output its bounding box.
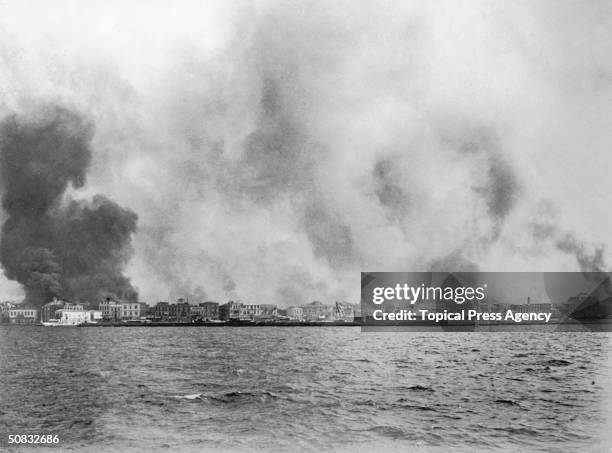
[0,106,137,306]
[0,0,611,305]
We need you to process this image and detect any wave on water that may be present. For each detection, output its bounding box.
[544,359,572,366]
[494,399,521,406]
[174,390,282,404]
[175,393,204,400]
[405,385,435,392]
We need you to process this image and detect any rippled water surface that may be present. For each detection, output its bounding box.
[1,326,610,452]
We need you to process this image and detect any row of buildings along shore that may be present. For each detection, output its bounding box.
[0,298,361,325]
[1,285,606,325]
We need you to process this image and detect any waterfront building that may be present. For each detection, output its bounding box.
[286,306,303,321]
[55,309,102,325]
[42,298,85,322]
[42,297,66,322]
[121,302,141,320]
[169,299,191,321]
[202,301,219,320]
[99,298,141,321]
[240,304,261,320]
[138,302,151,317]
[8,307,40,324]
[300,301,333,321]
[334,302,355,322]
[190,305,203,319]
[219,304,228,321]
[509,303,554,314]
[528,303,555,313]
[153,302,170,320]
[192,302,219,321]
[0,301,16,323]
[100,299,121,321]
[219,301,242,321]
[258,304,278,320]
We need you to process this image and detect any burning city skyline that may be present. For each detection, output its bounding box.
[0,0,611,306]
[0,106,138,306]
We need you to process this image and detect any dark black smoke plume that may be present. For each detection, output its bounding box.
[0,106,138,306]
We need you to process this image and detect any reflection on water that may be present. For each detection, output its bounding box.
[0,326,610,452]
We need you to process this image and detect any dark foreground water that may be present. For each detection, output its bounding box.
[0,326,610,452]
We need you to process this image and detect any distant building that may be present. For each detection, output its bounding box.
[99,298,141,321]
[0,301,16,323]
[195,302,219,321]
[334,302,355,322]
[286,306,303,321]
[42,297,65,322]
[8,307,40,324]
[100,299,121,321]
[509,303,553,314]
[240,304,261,320]
[153,302,170,320]
[219,301,242,321]
[138,302,151,317]
[41,298,84,322]
[190,305,204,318]
[219,304,228,321]
[120,303,141,320]
[300,301,333,321]
[258,304,278,320]
[528,303,554,313]
[55,309,102,325]
[169,299,191,321]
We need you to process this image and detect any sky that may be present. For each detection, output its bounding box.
[0,0,611,305]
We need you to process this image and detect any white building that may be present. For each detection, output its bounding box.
[120,303,141,320]
[286,307,303,321]
[240,304,261,320]
[55,309,102,325]
[99,299,140,321]
[99,299,121,320]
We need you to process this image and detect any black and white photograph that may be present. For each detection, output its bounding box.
[0,1,611,451]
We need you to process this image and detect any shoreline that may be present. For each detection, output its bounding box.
[1,317,608,328]
[82,321,361,327]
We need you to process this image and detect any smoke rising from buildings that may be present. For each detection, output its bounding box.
[0,106,138,306]
[0,0,611,305]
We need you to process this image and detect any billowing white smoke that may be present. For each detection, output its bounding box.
[0,0,610,305]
